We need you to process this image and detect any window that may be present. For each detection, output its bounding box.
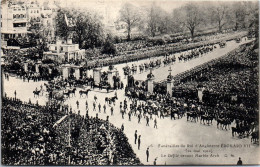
[37,10,39,13]
[31,10,32,13]
[13,23,26,27]
[13,14,16,19]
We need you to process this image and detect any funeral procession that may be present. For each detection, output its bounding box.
[1,0,259,165]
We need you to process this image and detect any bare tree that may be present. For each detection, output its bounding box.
[232,2,247,31]
[211,3,229,33]
[184,3,204,39]
[119,3,141,40]
[147,4,158,37]
[157,8,171,34]
[171,8,186,34]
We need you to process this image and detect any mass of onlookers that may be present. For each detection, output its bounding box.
[2,97,141,165]
[125,40,259,140]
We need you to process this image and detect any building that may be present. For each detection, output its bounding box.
[1,3,29,40]
[26,1,41,23]
[43,39,85,63]
[1,0,58,42]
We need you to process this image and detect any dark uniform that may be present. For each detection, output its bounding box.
[146,148,149,162]
[237,157,242,165]
[138,135,141,150]
[134,130,137,144]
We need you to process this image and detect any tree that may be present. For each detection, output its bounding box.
[211,3,230,32]
[119,3,141,40]
[55,8,70,40]
[157,10,171,34]
[171,8,186,34]
[55,8,104,49]
[147,4,158,37]
[248,4,259,39]
[102,34,117,55]
[232,2,247,31]
[184,3,204,39]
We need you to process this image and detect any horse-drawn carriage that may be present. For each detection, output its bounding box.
[123,66,131,76]
[219,41,227,48]
[236,37,241,43]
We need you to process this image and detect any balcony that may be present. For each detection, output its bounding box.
[13,18,27,23]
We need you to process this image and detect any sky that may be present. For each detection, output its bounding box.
[55,0,259,24]
[56,0,188,23]
[7,0,259,25]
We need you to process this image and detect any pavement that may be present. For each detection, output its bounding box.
[3,37,259,165]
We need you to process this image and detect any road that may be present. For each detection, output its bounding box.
[3,37,259,165]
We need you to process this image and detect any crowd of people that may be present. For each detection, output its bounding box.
[85,31,246,69]
[2,97,141,165]
[124,40,258,140]
[2,30,246,83]
[175,41,258,109]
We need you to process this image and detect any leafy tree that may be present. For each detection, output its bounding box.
[55,8,104,49]
[102,34,117,55]
[55,8,70,40]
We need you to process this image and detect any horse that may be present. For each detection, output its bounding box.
[217,118,231,130]
[69,88,76,97]
[171,109,184,120]
[131,64,137,74]
[105,96,118,105]
[178,55,183,62]
[251,131,259,143]
[139,64,144,73]
[200,115,214,125]
[33,90,41,97]
[79,89,91,98]
[231,127,243,137]
[186,112,198,122]
[63,90,70,98]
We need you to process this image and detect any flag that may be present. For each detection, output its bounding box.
[64,14,69,27]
